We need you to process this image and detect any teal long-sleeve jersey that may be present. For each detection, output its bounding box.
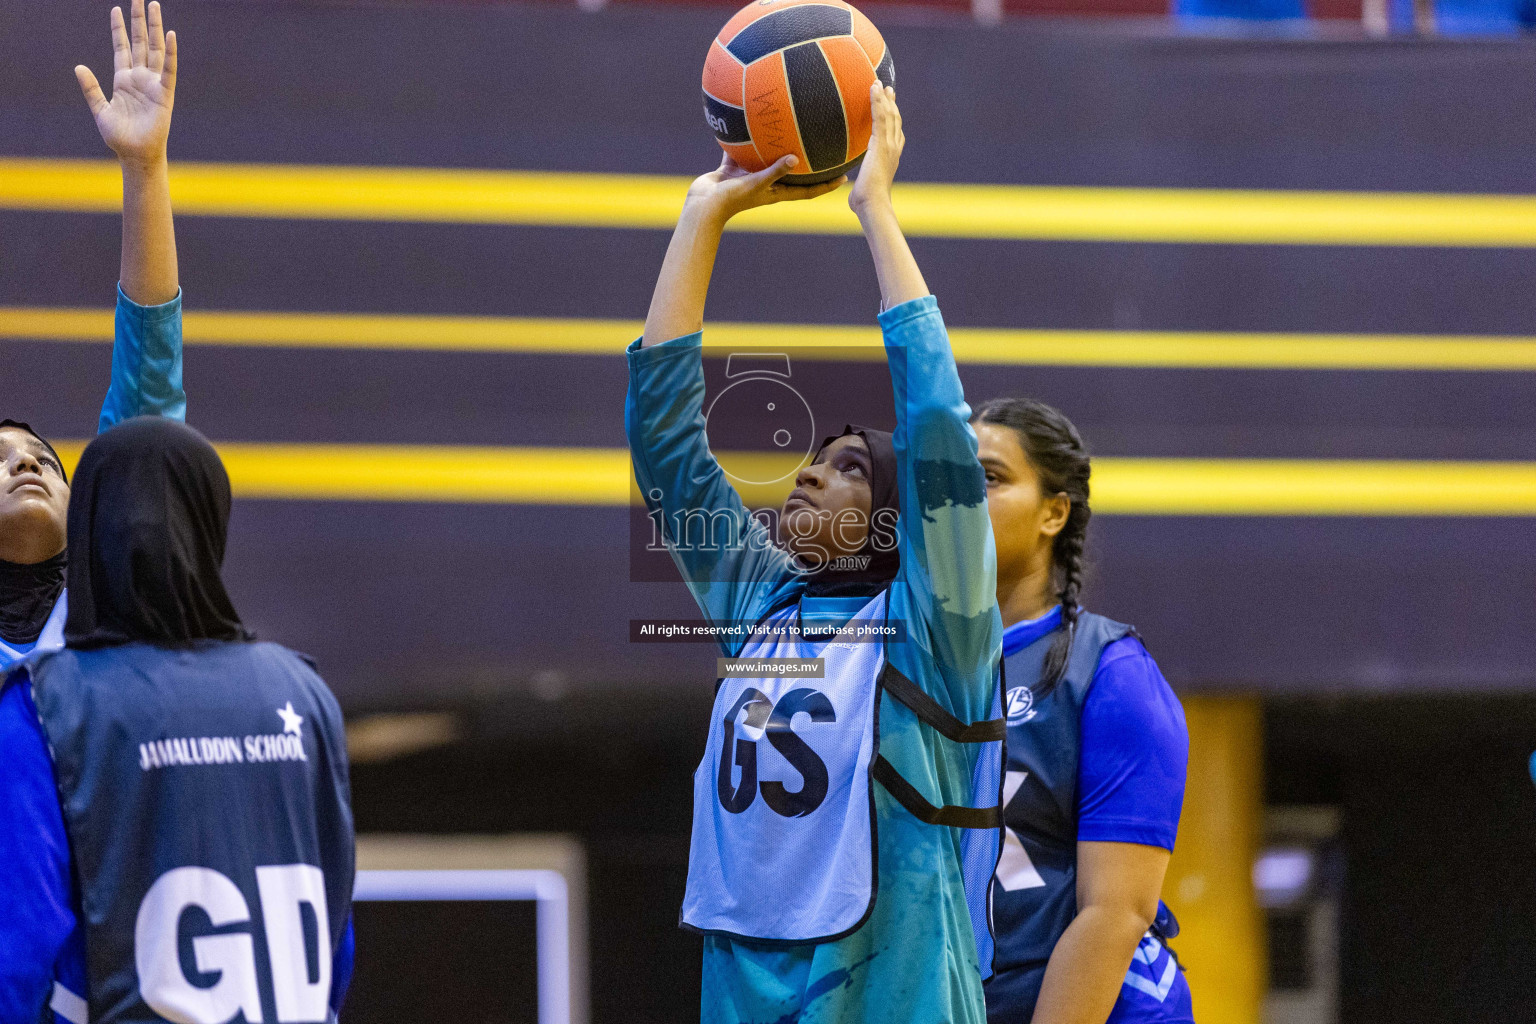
[625,295,1003,1024]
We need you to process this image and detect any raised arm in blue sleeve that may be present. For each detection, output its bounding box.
[625,333,800,652]
[99,284,186,432]
[0,674,80,1024]
[882,296,1001,723]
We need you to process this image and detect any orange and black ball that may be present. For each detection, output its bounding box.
[702,0,894,186]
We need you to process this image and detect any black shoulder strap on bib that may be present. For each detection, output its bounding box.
[872,756,1001,828]
[873,662,1005,830]
[881,664,1005,743]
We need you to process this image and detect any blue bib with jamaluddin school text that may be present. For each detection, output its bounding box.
[21,640,354,1024]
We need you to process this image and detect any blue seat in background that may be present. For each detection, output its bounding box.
[1173,0,1306,22]
[1175,0,1532,30]
[1387,0,1536,32]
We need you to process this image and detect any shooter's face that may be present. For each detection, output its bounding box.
[778,435,873,560]
[975,422,1068,590]
[0,427,69,565]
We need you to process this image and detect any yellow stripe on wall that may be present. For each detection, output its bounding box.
[45,442,1536,515]
[1092,458,1536,516]
[9,306,1536,371]
[9,157,1536,247]
[49,442,636,505]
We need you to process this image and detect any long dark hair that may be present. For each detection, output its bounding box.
[973,397,1091,699]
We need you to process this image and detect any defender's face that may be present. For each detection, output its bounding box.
[975,422,1067,588]
[778,434,874,561]
[0,427,69,565]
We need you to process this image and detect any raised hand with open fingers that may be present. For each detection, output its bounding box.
[75,0,177,169]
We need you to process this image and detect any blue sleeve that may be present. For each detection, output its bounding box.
[99,284,187,432]
[882,296,1001,722]
[0,674,79,1024]
[1076,637,1189,851]
[625,333,800,652]
[329,917,355,1016]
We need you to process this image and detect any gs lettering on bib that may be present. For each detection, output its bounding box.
[682,590,1006,945]
[683,593,885,942]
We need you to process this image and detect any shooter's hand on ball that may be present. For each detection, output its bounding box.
[642,155,845,346]
[849,83,904,218]
[850,85,928,311]
[687,153,846,222]
[76,0,176,172]
[75,0,180,306]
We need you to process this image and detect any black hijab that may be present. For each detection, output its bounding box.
[0,419,68,645]
[0,552,67,646]
[64,417,251,650]
[800,424,902,597]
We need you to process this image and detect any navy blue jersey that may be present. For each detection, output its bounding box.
[8,640,354,1024]
[986,609,1193,1024]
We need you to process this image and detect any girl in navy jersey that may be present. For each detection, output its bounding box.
[973,398,1195,1024]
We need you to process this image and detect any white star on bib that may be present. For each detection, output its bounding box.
[277,701,304,736]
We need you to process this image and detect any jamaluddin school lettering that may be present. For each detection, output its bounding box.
[138,733,307,771]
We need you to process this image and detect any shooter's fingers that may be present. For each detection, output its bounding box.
[772,174,847,202]
[755,153,801,187]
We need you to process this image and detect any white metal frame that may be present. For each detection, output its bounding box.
[354,835,587,1024]
[354,869,572,1024]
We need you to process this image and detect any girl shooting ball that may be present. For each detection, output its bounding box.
[626,84,1006,1024]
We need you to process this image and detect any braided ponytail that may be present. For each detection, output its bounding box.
[973,398,1092,700]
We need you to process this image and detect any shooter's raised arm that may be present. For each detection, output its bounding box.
[849,83,929,312]
[641,154,841,347]
[856,83,999,717]
[629,157,843,633]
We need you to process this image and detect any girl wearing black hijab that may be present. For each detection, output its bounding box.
[0,421,72,657]
[626,86,1004,1024]
[1,0,190,669]
[0,419,356,1024]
